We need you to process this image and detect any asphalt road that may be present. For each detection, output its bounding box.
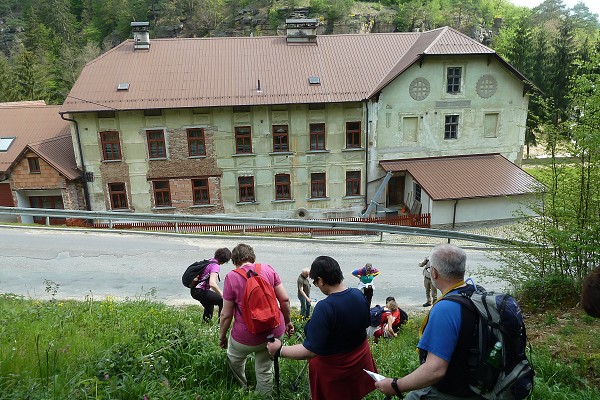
[0,226,505,310]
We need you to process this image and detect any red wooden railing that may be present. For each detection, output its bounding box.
[68,213,431,236]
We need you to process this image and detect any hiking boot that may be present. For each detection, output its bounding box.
[422,302,431,307]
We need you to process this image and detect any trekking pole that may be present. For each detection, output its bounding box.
[267,334,280,399]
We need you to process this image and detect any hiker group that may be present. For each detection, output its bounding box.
[183,243,535,400]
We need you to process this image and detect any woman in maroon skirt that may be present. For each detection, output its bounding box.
[267,255,377,400]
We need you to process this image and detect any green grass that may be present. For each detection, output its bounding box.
[0,293,598,400]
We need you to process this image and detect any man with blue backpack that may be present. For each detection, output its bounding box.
[375,244,534,399]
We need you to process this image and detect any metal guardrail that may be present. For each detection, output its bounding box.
[0,206,525,246]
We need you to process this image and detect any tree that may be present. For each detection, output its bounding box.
[570,2,599,30]
[186,0,227,36]
[13,49,46,101]
[310,0,354,33]
[483,45,600,307]
[494,13,534,78]
[548,16,577,127]
[0,53,16,102]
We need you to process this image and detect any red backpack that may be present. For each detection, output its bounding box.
[234,264,281,334]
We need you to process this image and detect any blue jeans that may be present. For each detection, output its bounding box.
[298,295,311,318]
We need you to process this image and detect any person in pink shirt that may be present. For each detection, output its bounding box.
[190,247,231,323]
[218,243,294,394]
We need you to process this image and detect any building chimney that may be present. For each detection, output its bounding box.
[285,19,318,44]
[131,21,150,51]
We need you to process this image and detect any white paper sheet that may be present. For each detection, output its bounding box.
[363,368,387,382]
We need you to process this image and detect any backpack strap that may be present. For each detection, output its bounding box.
[234,263,262,280]
[443,293,477,314]
[191,260,213,289]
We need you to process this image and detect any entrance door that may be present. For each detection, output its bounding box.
[0,183,14,206]
[387,176,405,206]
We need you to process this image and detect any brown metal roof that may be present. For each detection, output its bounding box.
[61,27,522,113]
[369,27,498,96]
[380,154,540,200]
[0,103,71,174]
[25,135,81,180]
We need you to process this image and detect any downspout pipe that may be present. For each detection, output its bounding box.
[60,112,92,211]
[449,199,458,243]
[364,99,369,215]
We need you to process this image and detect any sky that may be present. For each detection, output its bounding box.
[508,0,600,19]
[509,0,600,15]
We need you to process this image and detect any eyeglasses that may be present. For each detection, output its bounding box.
[312,277,320,286]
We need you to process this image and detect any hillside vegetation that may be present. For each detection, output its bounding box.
[0,293,598,399]
[0,0,598,106]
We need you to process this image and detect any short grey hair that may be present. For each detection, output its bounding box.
[429,244,466,280]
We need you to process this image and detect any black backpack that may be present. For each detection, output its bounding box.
[444,288,535,400]
[369,305,385,327]
[370,305,409,327]
[181,260,211,288]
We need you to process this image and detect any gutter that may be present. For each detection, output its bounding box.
[449,199,458,243]
[60,112,92,211]
[364,99,369,213]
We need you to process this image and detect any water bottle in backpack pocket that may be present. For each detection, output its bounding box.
[445,289,535,400]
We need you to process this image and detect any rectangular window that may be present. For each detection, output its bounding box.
[273,125,289,152]
[414,183,422,202]
[100,131,121,160]
[346,171,361,196]
[447,67,462,93]
[97,111,115,118]
[233,105,251,113]
[275,174,291,200]
[235,126,252,154]
[310,123,326,150]
[108,182,128,209]
[144,109,162,116]
[345,121,361,148]
[444,115,459,139]
[484,113,499,138]
[153,180,171,207]
[187,128,206,156]
[29,196,65,224]
[192,178,210,205]
[403,116,419,142]
[310,173,326,198]
[147,130,166,158]
[28,157,40,173]
[238,176,255,202]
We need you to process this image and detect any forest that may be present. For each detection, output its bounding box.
[0,0,598,110]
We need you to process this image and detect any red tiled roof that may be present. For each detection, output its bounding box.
[61,27,524,113]
[380,154,541,200]
[0,103,71,174]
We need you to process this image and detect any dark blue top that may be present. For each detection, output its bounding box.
[303,287,369,356]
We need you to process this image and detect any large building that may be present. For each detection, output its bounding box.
[60,21,539,226]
